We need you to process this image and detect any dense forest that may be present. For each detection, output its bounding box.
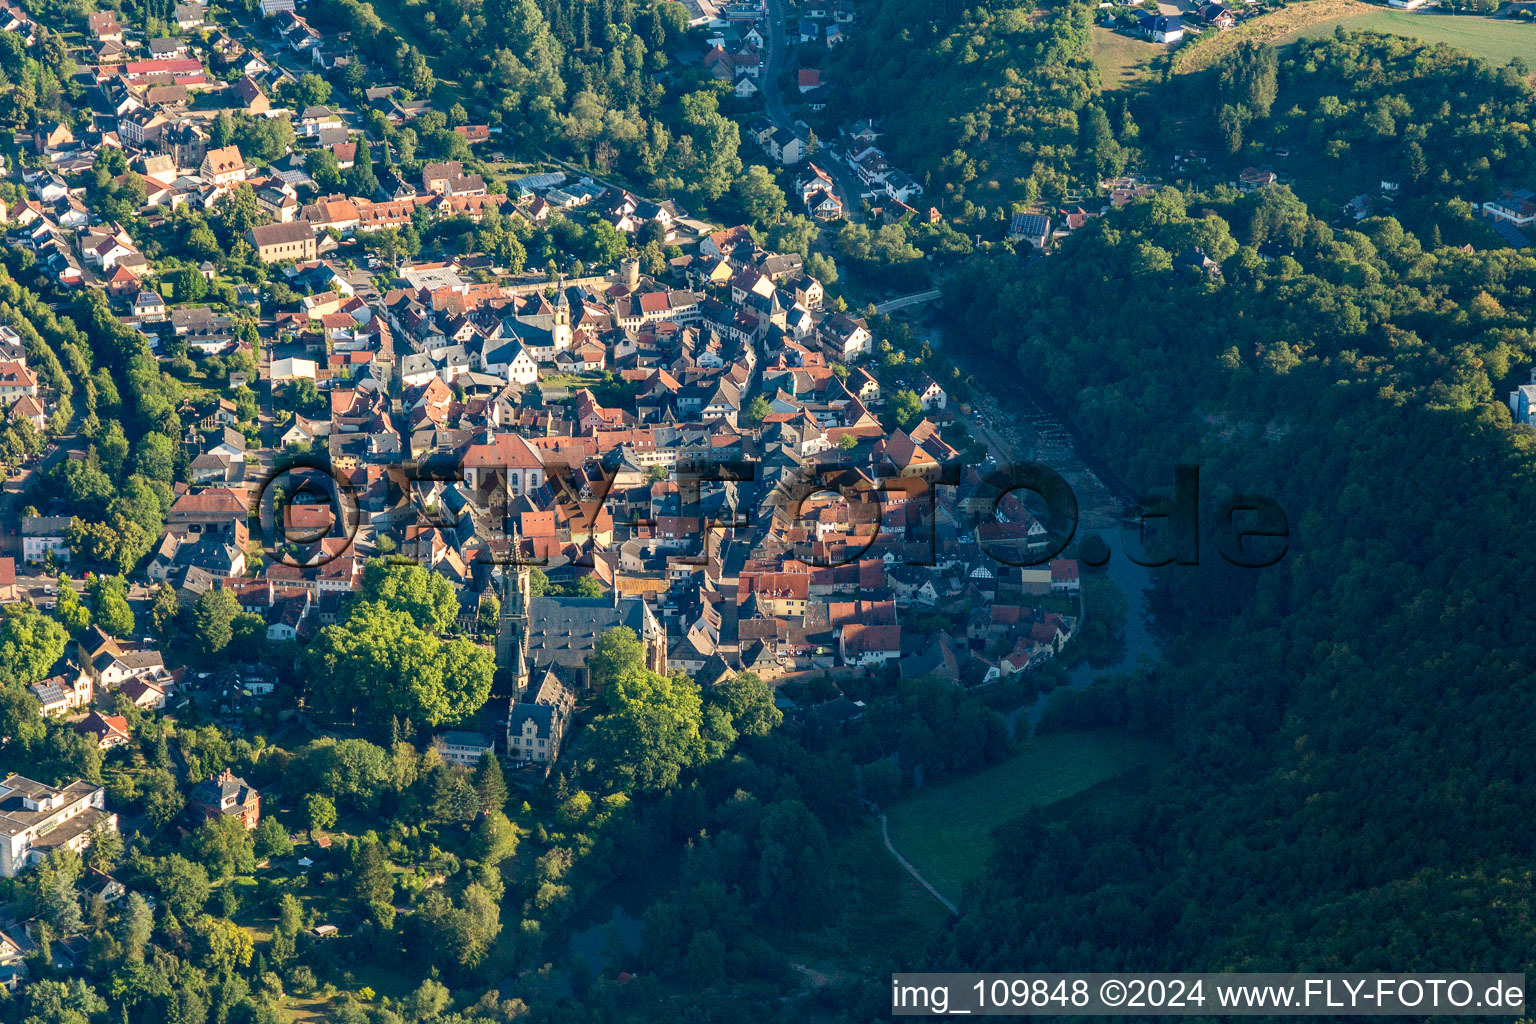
[1147,32,1536,245]
[911,27,1536,997]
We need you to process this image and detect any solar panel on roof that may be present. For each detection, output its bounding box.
[1493,220,1531,249]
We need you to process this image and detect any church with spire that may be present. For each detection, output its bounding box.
[553,281,573,352]
[499,524,667,765]
[498,279,576,366]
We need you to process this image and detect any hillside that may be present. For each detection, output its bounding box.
[921,29,1536,985]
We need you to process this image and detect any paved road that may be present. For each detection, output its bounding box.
[761,0,866,223]
[814,146,870,226]
[256,341,277,453]
[873,289,942,315]
[762,0,792,128]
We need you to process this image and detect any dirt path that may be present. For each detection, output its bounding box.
[880,812,959,915]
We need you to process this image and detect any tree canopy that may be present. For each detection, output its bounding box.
[358,557,461,633]
[307,601,494,729]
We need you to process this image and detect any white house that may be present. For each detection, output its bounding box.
[398,353,438,388]
[133,291,166,319]
[766,127,804,165]
[483,337,540,385]
[199,145,248,186]
[21,515,70,564]
[29,667,93,717]
[0,361,37,401]
[82,232,138,271]
[270,357,318,381]
[1050,559,1081,594]
[916,374,947,411]
[432,730,493,768]
[840,622,900,667]
[819,312,873,360]
[1138,12,1183,42]
[460,431,545,496]
[0,776,118,877]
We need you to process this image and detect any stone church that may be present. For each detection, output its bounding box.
[498,535,666,763]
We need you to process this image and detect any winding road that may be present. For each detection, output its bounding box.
[761,0,867,222]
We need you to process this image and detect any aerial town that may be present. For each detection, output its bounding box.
[0,0,1103,1013]
[0,0,1529,1013]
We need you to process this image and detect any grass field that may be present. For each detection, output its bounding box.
[538,372,604,390]
[1280,9,1536,63]
[835,820,951,942]
[1172,0,1373,71]
[885,731,1166,904]
[1092,26,1165,90]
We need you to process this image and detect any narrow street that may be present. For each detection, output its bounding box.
[762,0,791,129]
[761,0,866,222]
[0,434,75,559]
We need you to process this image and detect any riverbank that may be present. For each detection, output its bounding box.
[919,314,1162,733]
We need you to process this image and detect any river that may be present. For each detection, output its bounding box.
[924,318,1161,735]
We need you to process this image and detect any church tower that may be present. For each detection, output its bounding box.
[496,524,534,697]
[552,281,573,353]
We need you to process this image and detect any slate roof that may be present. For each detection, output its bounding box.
[0,777,105,840]
[438,729,491,748]
[1492,220,1531,249]
[508,700,557,740]
[190,772,257,812]
[526,595,651,668]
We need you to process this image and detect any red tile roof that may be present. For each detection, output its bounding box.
[462,432,545,470]
[1050,558,1080,581]
[843,622,900,654]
